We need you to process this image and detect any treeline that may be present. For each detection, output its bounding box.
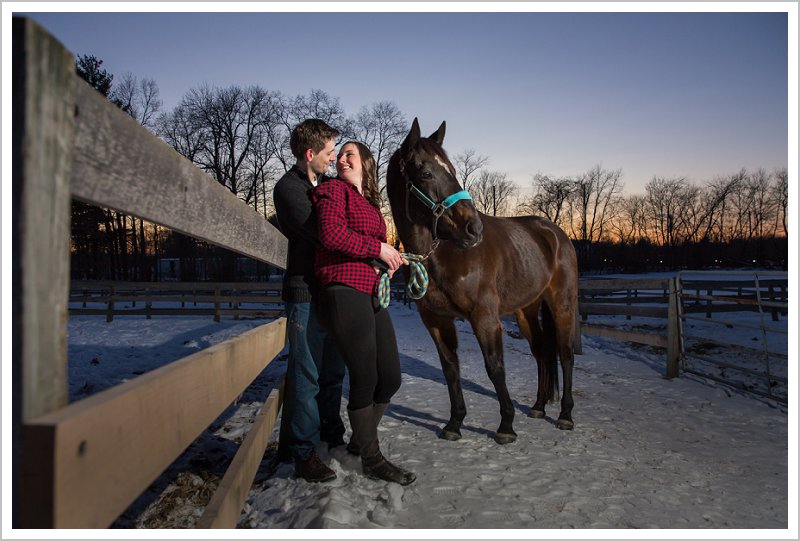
[69,55,787,281]
[515,165,788,272]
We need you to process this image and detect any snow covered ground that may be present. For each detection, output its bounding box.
[63,286,793,532]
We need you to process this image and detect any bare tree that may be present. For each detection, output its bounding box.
[643,176,690,246]
[610,194,648,245]
[351,101,407,185]
[720,168,751,242]
[471,170,517,216]
[745,168,777,239]
[704,172,744,243]
[567,165,623,244]
[772,167,788,236]
[269,89,349,174]
[452,149,489,191]
[518,173,573,228]
[181,84,279,198]
[156,102,207,163]
[111,73,163,129]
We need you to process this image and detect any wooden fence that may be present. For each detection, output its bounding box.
[12,17,289,528]
[677,272,788,403]
[576,277,682,378]
[69,281,285,321]
[576,274,788,395]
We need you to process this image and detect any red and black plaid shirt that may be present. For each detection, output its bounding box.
[313,178,386,295]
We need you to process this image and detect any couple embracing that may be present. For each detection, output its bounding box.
[273,119,415,486]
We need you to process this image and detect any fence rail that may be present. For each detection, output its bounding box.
[13,17,289,529]
[69,281,285,321]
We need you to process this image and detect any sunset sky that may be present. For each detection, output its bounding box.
[8,3,796,195]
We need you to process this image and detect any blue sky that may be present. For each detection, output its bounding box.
[19,6,792,194]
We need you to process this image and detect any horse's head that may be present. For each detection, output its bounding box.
[388,118,484,250]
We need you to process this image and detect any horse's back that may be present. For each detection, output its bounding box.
[483,213,575,266]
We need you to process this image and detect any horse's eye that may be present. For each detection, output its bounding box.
[422,169,433,179]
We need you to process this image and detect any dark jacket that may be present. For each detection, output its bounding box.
[273,165,326,303]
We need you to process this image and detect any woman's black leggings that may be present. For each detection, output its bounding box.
[317,285,401,410]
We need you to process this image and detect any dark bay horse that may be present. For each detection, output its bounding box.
[386,118,579,443]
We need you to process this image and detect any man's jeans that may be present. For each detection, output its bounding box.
[281,301,346,461]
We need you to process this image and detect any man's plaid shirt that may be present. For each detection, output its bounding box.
[313,178,385,296]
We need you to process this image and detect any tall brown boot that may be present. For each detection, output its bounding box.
[347,404,416,486]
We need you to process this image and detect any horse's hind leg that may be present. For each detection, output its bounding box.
[419,309,466,441]
[547,292,577,430]
[515,301,558,420]
[470,306,516,444]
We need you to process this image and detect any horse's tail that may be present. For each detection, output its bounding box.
[541,301,561,404]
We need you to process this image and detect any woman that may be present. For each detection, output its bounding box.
[312,141,415,486]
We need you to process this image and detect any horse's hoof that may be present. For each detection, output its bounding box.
[528,408,546,419]
[439,429,462,441]
[494,431,517,445]
[557,418,574,430]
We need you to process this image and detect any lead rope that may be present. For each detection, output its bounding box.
[377,252,432,309]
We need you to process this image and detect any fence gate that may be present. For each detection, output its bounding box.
[677,271,788,404]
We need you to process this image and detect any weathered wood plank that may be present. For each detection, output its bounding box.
[71,280,283,291]
[13,17,75,528]
[579,303,668,319]
[580,324,668,348]
[68,308,284,318]
[579,278,671,291]
[13,16,74,422]
[197,377,285,529]
[69,79,288,269]
[69,295,282,304]
[22,318,286,528]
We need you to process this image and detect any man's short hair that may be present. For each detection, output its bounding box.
[290,119,341,160]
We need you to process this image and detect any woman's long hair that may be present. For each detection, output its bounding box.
[343,141,381,210]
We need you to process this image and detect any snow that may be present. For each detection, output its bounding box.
[60,282,794,533]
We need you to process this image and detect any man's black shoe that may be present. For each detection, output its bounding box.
[294,452,337,483]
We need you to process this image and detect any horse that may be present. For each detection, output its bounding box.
[386,118,579,443]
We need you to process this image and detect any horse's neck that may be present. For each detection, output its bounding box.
[398,220,434,255]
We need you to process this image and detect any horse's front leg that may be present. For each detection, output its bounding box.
[420,309,466,441]
[470,308,516,444]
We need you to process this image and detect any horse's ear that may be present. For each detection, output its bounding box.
[402,117,421,154]
[429,121,446,145]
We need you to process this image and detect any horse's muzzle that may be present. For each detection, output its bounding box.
[459,217,484,249]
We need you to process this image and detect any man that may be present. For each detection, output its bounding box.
[273,119,346,483]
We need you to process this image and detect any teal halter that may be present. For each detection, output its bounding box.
[408,184,473,218]
[406,182,473,242]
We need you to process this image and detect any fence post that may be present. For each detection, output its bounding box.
[666,277,680,379]
[625,289,632,320]
[768,285,778,322]
[12,16,75,527]
[214,286,221,322]
[106,284,115,322]
[145,287,152,320]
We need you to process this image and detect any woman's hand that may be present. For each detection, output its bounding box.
[379,243,408,277]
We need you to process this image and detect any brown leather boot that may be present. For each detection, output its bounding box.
[294,451,336,483]
[348,404,416,486]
